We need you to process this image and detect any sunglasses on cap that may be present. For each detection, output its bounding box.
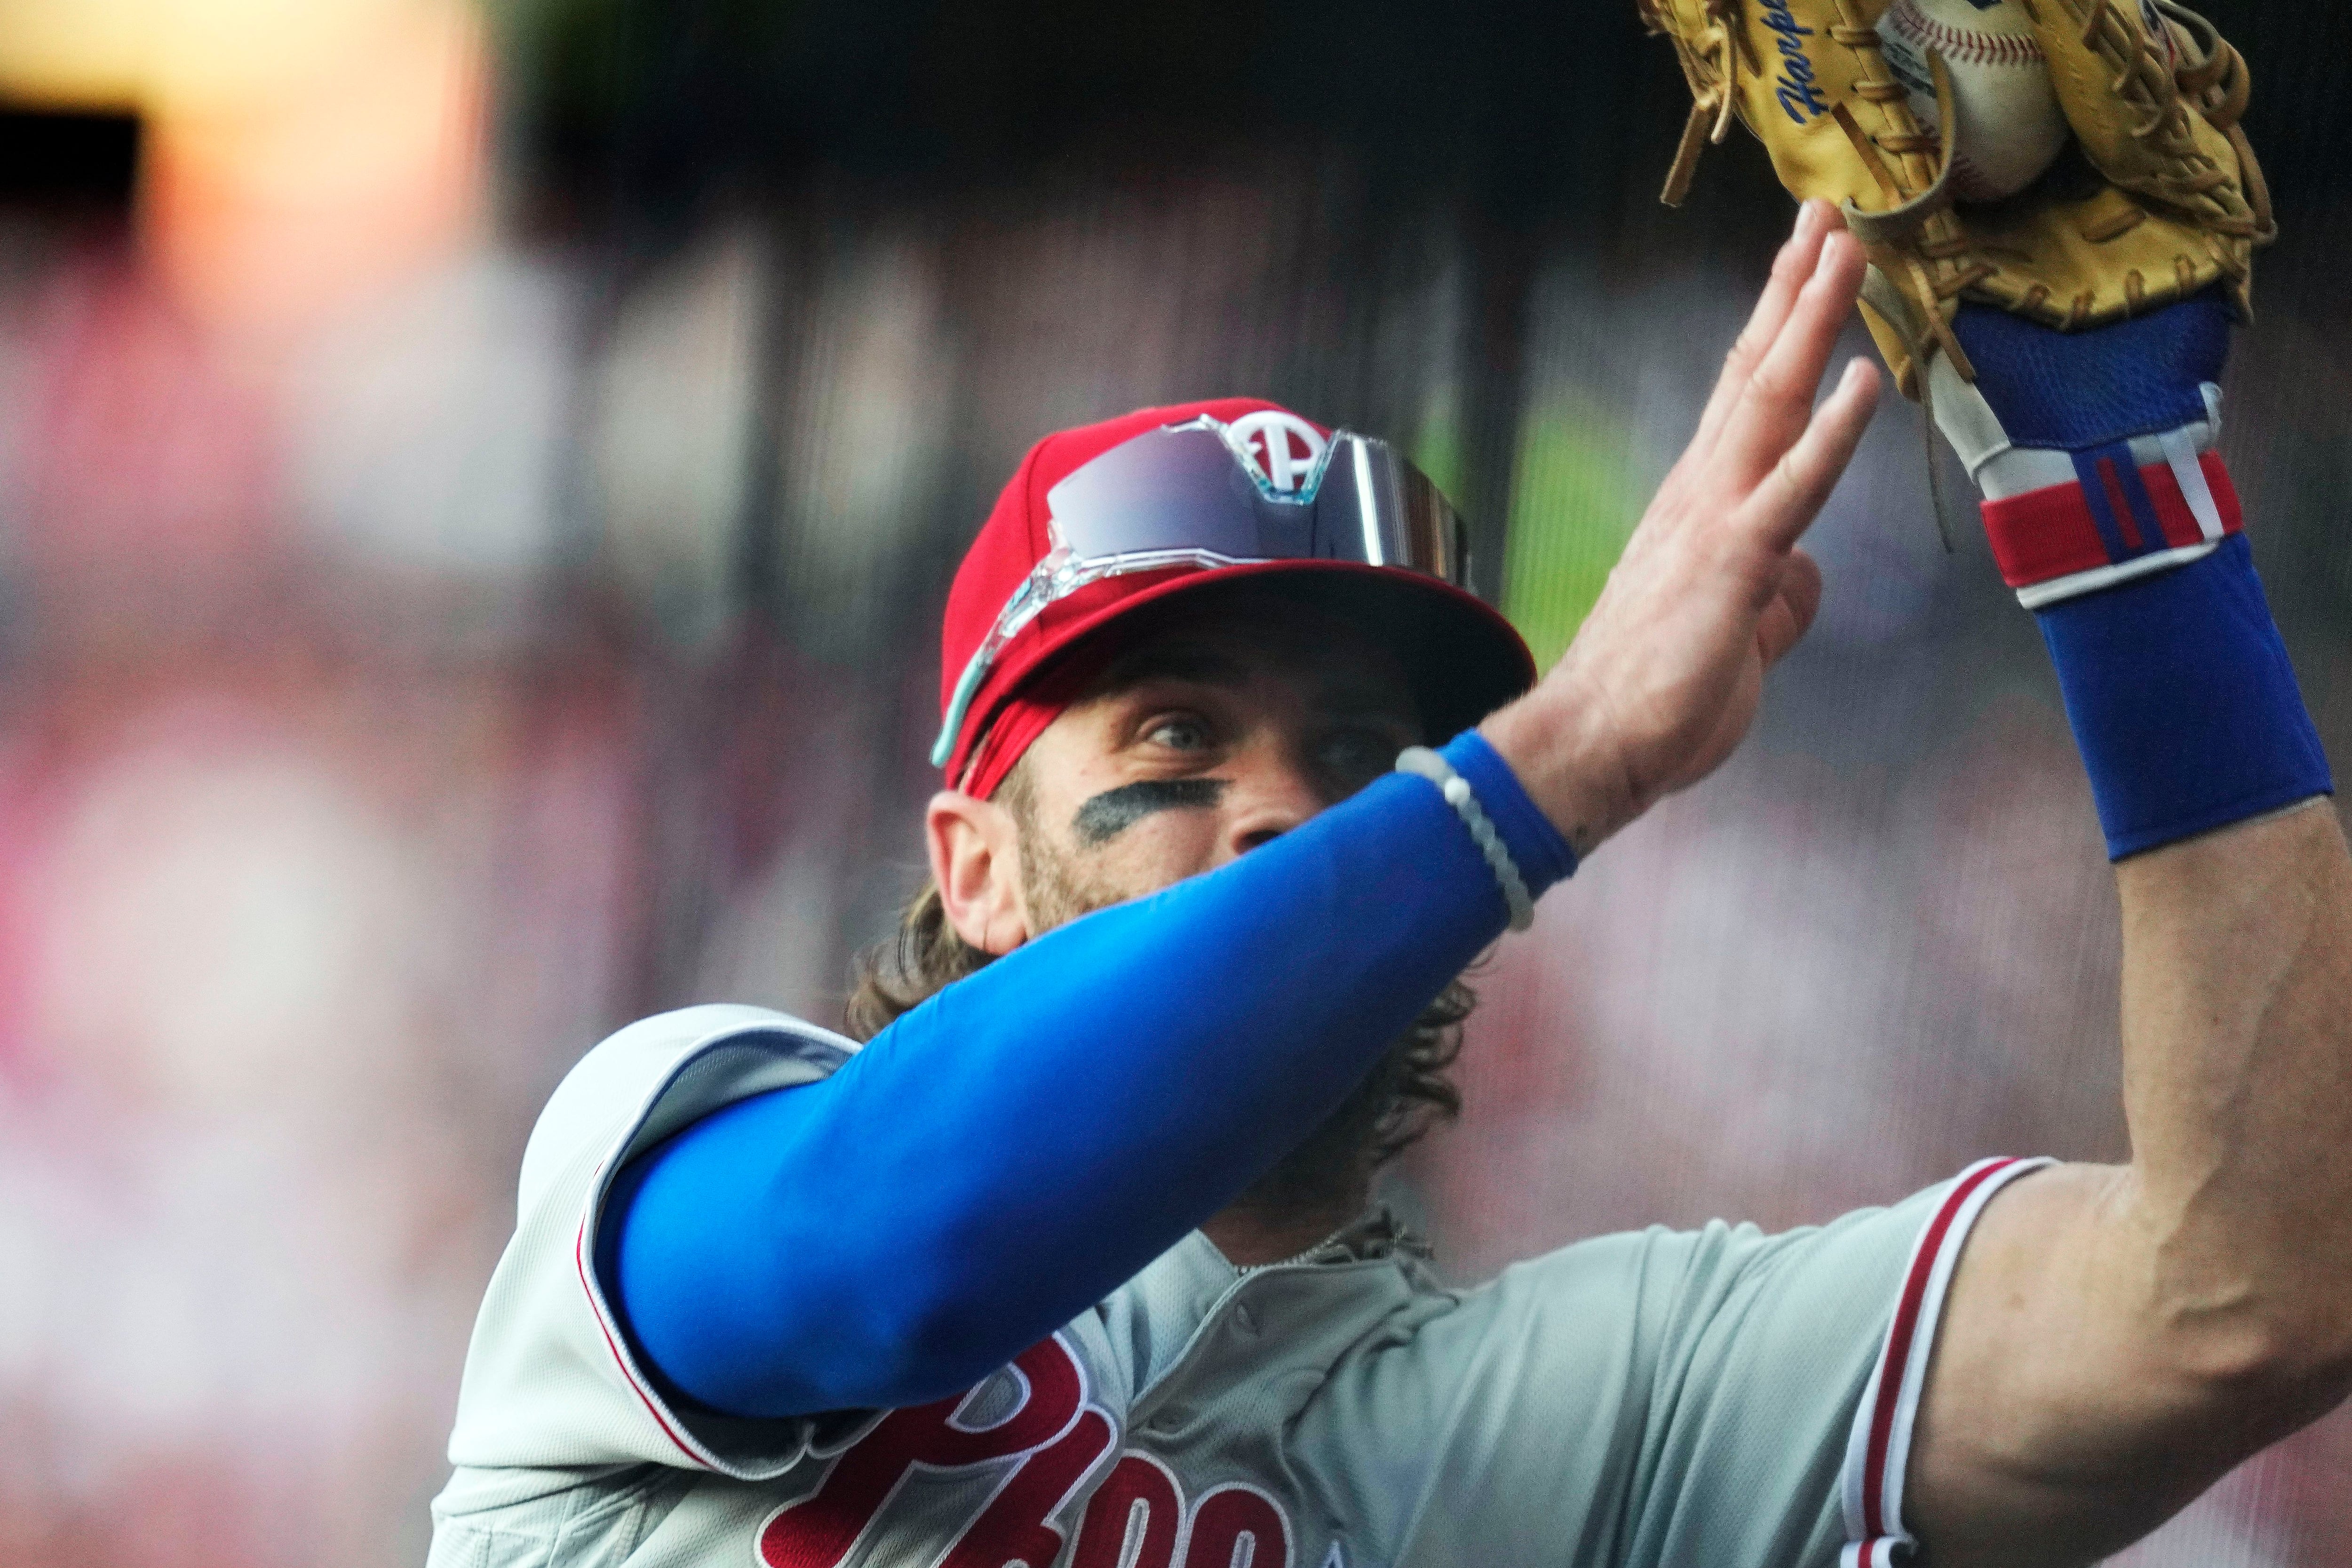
[931,413,1472,766]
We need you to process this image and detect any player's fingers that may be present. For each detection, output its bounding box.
[1713,230,1866,492]
[1743,354,1880,553]
[1756,549,1823,667]
[1690,202,1831,460]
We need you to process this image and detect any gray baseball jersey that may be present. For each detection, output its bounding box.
[429,1004,2045,1568]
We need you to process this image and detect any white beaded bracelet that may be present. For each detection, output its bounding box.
[1395,746,1536,932]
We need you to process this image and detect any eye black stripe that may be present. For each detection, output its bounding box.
[1071,779,1228,846]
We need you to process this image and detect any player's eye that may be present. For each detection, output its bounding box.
[1319,727,1398,791]
[1144,714,1214,753]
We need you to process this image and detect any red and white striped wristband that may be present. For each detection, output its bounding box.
[1839,1155,2054,1568]
[1924,356,2239,608]
[1980,437,2241,609]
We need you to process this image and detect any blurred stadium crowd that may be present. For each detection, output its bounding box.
[0,0,2346,1563]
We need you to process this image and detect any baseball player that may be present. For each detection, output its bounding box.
[430,5,2352,1565]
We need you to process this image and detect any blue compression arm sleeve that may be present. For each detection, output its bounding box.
[598,731,1573,1419]
[2036,536,2331,858]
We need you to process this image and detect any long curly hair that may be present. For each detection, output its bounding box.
[844,876,1474,1171]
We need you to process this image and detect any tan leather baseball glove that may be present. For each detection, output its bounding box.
[1637,0,2273,403]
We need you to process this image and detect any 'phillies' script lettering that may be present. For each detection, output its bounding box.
[757,1336,1299,1568]
[758,1337,1114,1568]
[1759,0,1831,122]
[1069,1453,1291,1568]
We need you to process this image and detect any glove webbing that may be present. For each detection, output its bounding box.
[2154,1,2275,244]
[2062,0,2271,247]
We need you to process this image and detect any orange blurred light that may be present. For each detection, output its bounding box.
[0,0,489,336]
[140,4,489,334]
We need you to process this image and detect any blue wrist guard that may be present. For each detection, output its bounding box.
[1935,292,2331,858]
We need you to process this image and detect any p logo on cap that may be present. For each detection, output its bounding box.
[1228,410,1328,495]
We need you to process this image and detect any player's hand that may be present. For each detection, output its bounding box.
[1484,201,1878,854]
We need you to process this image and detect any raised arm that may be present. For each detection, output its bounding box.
[1912,794,2352,1566]
[1888,295,2352,1563]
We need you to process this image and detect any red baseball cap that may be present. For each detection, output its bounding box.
[937,396,1536,799]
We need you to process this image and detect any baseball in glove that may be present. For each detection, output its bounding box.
[1636,0,2273,415]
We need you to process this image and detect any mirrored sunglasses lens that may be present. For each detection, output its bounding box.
[1393,459,1465,579]
[1313,438,1462,578]
[1042,422,1466,581]
[1044,426,1264,562]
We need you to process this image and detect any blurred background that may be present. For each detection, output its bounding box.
[0,0,2345,1562]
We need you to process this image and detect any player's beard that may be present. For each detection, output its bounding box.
[1017,822,1411,1230]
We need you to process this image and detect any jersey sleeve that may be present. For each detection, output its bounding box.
[1833,1157,2052,1566]
[442,1004,881,1480]
[1350,1158,2050,1568]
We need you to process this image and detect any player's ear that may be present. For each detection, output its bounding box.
[926,790,1032,955]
